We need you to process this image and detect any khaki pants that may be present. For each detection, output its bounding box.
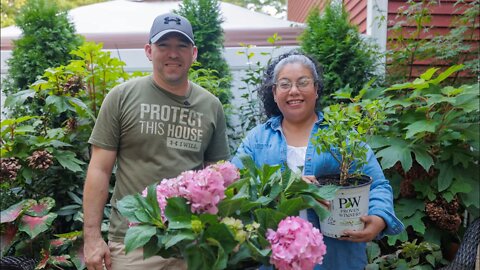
[108,241,187,270]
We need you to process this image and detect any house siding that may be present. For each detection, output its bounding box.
[286,0,478,81]
[287,0,368,31]
[287,0,328,22]
[344,0,368,33]
[387,0,479,79]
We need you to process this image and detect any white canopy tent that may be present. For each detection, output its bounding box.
[1,0,303,72]
[1,0,303,50]
[1,0,302,114]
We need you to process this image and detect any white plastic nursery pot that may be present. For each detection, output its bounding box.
[316,175,372,238]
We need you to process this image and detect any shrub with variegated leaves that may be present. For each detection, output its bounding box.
[0,197,84,269]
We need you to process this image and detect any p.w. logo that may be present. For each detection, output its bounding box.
[339,196,361,209]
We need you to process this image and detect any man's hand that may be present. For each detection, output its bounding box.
[84,236,112,270]
[83,146,116,270]
[339,215,386,242]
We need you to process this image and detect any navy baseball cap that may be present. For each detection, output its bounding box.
[149,13,195,45]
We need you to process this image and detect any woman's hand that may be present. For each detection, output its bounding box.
[339,215,386,242]
[302,175,318,184]
[302,175,330,209]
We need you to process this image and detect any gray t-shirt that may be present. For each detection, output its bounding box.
[88,75,230,242]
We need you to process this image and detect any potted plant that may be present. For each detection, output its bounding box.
[117,159,337,270]
[312,92,385,238]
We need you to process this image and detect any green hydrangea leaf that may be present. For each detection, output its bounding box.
[53,150,85,172]
[164,232,196,249]
[124,224,156,254]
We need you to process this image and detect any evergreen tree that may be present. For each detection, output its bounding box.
[299,3,380,106]
[4,0,82,94]
[176,0,232,105]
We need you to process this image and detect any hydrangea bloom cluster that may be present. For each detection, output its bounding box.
[267,216,327,270]
[141,161,240,222]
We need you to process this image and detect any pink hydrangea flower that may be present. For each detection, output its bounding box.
[207,161,240,187]
[182,167,226,214]
[141,162,240,221]
[266,216,326,270]
[142,174,186,222]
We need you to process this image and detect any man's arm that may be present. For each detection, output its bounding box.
[83,145,117,270]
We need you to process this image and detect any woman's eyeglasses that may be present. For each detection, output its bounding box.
[274,77,315,92]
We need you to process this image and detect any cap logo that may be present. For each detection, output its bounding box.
[150,13,195,45]
[164,17,181,25]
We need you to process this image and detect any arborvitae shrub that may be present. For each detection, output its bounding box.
[4,0,82,95]
[299,3,380,106]
[177,0,232,105]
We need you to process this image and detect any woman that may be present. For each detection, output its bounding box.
[231,51,404,269]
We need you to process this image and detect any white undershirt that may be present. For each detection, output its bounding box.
[286,145,309,221]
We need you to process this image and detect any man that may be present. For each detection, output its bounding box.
[83,13,230,270]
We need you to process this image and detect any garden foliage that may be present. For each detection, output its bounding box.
[313,89,385,184]
[0,0,27,28]
[367,66,479,250]
[177,0,232,106]
[118,158,336,269]
[0,198,85,269]
[299,2,380,106]
[386,0,479,84]
[0,41,142,266]
[188,61,233,115]
[366,240,448,269]
[228,34,282,151]
[3,0,82,95]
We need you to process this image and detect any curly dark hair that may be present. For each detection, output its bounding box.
[258,50,324,118]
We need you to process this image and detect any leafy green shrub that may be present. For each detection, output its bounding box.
[1,41,141,236]
[367,66,479,251]
[299,2,380,106]
[0,198,85,269]
[366,240,448,270]
[313,98,385,184]
[227,34,281,152]
[386,0,479,85]
[177,0,232,104]
[189,62,232,109]
[4,0,82,94]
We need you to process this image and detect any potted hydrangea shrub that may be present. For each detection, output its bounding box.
[117,159,336,270]
[312,96,385,238]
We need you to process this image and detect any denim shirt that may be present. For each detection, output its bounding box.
[231,112,404,270]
